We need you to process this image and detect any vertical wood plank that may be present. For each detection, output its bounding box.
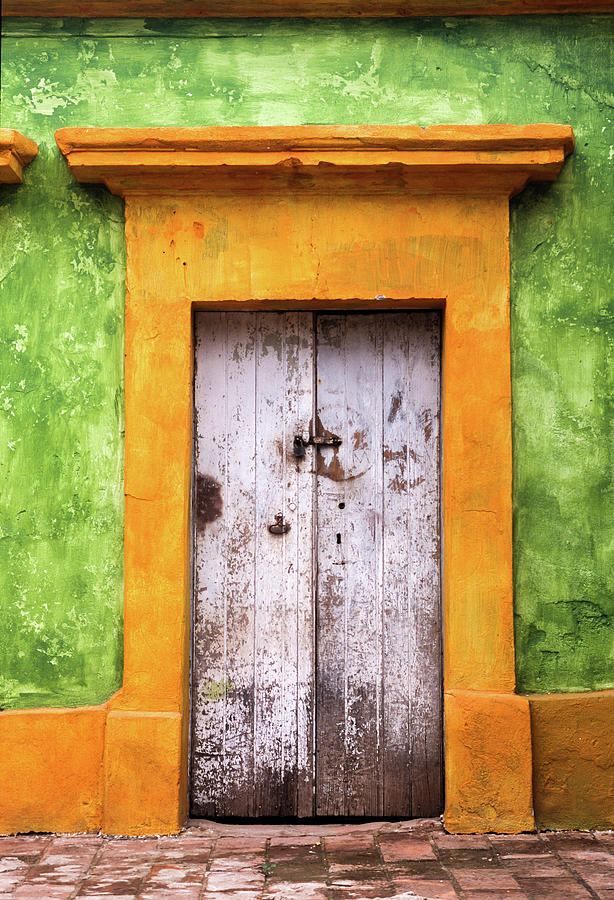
[314,314,347,816]
[191,311,228,818]
[405,312,442,816]
[253,312,315,816]
[381,313,412,816]
[292,314,318,818]
[192,312,258,817]
[315,314,385,817]
[381,312,442,816]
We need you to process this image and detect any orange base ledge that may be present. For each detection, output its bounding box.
[2,691,614,834]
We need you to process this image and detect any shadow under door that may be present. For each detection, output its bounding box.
[191,311,442,819]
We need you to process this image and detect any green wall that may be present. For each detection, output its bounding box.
[1,15,613,705]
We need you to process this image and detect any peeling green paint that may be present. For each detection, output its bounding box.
[199,678,234,702]
[1,15,613,704]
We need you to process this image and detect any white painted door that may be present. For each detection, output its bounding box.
[191,311,441,818]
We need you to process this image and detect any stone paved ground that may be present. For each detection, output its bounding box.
[1,818,614,900]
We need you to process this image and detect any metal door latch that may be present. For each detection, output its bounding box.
[268,513,290,535]
[293,433,342,457]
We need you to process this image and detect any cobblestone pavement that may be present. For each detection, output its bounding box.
[1,818,614,899]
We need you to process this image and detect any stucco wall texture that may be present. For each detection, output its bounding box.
[1,15,613,708]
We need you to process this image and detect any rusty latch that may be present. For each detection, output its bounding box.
[293,433,342,457]
[268,513,290,535]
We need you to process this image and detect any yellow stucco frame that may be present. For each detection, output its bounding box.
[0,124,576,836]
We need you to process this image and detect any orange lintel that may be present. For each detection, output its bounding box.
[55,124,574,197]
[0,130,38,185]
[4,0,614,17]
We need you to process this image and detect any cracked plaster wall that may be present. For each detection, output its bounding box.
[1,14,613,706]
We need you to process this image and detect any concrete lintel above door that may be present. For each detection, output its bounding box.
[0,130,38,184]
[55,124,574,197]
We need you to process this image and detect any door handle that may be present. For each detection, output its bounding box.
[293,432,342,457]
[268,513,290,535]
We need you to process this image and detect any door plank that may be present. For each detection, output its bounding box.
[253,312,315,816]
[381,312,442,816]
[192,312,258,816]
[191,311,228,818]
[315,314,385,817]
[381,314,412,816]
[404,313,442,816]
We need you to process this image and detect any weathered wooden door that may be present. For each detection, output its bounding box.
[191,311,442,819]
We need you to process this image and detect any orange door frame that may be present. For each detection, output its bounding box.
[0,124,574,835]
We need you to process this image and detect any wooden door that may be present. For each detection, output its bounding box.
[191,311,442,819]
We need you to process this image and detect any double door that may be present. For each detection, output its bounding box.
[191,311,442,818]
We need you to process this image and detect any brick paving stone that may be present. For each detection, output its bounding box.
[500,857,569,877]
[78,872,147,894]
[208,857,264,873]
[0,838,50,857]
[19,861,93,884]
[143,861,204,885]
[12,886,75,898]
[542,833,599,852]
[214,838,268,854]
[436,849,499,868]
[267,847,328,885]
[206,871,266,891]
[386,860,452,879]
[203,893,262,900]
[140,890,201,900]
[584,875,614,892]
[158,835,213,853]
[266,881,329,898]
[269,836,323,848]
[449,868,521,890]
[269,842,325,864]
[595,832,614,846]
[390,875,458,897]
[328,862,386,877]
[324,834,377,852]
[329,881,394,899]
[377,836,436,862]
[462,893,529,900]
[514,876,594,898]
[433,834,491,850]
[0,880,25,895]
[489,835,550,855]
[559,848,614,861]
[76,895,138,899]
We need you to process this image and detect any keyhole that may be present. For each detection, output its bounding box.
[336,533,342,544]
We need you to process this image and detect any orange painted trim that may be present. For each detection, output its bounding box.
[0,706,107,834]
[4,0,614,17]
[0,130,38,184]
[55,124,574,196]
[1,122,574,836]
[445,690,534,833]
[528,690,614,831]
